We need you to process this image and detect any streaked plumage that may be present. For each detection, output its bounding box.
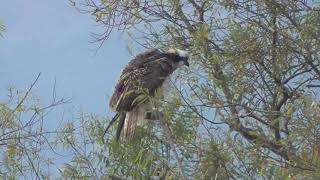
[106,48,189,141]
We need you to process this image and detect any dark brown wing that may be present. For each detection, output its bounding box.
[109,49,174,112]
[121,49,161,74]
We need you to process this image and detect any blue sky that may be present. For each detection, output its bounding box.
[0,0,130,115]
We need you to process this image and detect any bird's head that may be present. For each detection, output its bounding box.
[167,48,189,68]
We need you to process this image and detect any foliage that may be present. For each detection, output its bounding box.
[65,0,320,179]
[0,74,69,179]
[0,20,4,38]
[2,0,320,179]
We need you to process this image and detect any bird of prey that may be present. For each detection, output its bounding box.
[105,48,189,141]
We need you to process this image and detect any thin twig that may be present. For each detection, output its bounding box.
[161,122,187,180]
[12,72,41,114]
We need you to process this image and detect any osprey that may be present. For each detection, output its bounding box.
[105,48,189,141]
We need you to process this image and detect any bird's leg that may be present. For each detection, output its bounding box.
[145,111,153,120]
[144,111,164,120]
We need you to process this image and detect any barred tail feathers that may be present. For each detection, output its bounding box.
[115,112,126,141]
[124,105,149,140]
[124,108,138,139]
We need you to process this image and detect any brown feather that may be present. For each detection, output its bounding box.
[124,107,139,139]
[109,50,175,112]
[108,48,187,140]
